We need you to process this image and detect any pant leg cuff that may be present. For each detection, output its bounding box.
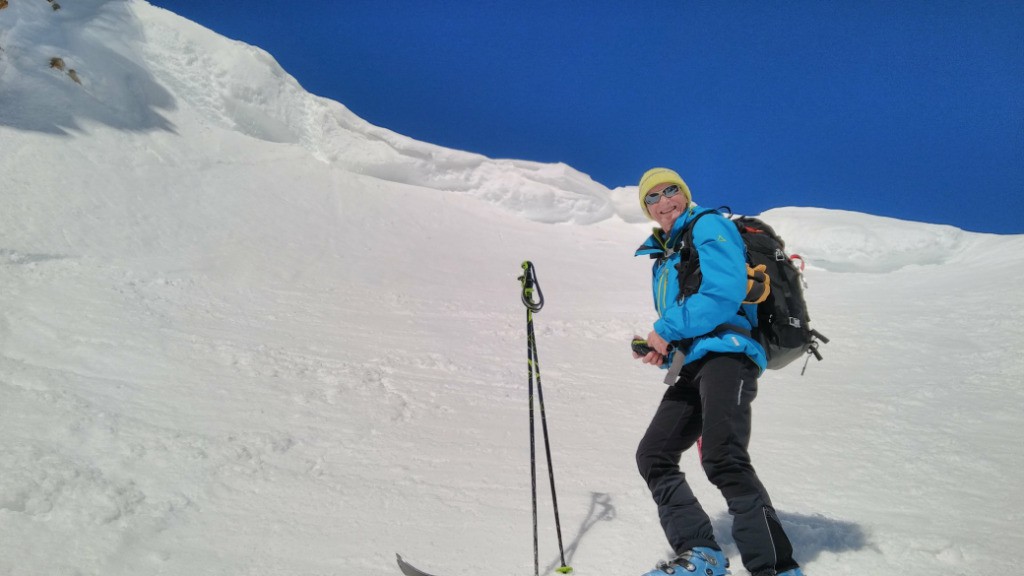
[676,539,720,553]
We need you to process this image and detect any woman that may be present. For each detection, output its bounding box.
[632,167,803,576]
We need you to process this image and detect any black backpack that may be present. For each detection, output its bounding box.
[674,209,828,372]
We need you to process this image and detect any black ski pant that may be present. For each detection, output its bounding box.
[635,353,799,575]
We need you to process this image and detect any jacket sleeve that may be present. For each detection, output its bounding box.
[654,215,747,342]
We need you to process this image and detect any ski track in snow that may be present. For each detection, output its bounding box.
[2,2,1023,576]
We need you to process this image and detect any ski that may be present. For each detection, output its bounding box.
[396,554,440,576]
[397,553,572,576]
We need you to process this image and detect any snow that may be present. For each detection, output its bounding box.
[1,2,1022,575]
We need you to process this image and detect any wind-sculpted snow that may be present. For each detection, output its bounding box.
[0,0,613,223]
[139,3,617,224]
[758,207,970,273]
[315,126,617,224]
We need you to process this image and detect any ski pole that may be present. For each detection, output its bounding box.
[522,262,541,576]
[518,261,572,576]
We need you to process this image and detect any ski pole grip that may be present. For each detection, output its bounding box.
[519,261,544,312]
[631,338,654,356]
[632,338,674,357]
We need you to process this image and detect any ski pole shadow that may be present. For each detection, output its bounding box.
[0,249,70,265]
[712,510,869,565]
[543,492,617,574]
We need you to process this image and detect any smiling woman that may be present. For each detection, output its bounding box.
[629,163,808,576]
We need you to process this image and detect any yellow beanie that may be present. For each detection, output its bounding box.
[638,167,692,220]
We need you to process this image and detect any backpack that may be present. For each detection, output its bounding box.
[674,209,828,372]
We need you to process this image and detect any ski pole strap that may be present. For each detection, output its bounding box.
[662,352,686,386]
[519,261,544,312]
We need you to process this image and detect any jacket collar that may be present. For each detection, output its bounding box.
[634,206,698,258]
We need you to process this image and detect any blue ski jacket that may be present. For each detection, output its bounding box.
[634,206,768,373]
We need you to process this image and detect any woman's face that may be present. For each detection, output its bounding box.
[646,183,688,231]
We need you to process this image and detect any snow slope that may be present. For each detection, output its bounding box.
[2,2,1022,576]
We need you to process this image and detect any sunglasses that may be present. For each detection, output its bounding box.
[644,184,682,205]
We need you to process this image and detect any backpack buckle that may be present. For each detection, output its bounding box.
[788,317,802,328]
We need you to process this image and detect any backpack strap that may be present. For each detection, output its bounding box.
[673,208,721,253]
[674,208,721,297]
[672,209,759,350]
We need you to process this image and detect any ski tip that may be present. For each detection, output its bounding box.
[396,554,437,576]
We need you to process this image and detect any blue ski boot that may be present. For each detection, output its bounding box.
[776,568,805,576]
[641,547,730,576]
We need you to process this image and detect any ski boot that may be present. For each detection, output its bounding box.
[776,568,805,576]
[641,547,730,576]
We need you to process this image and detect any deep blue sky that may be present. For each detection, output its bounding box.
[149,1,1023,234]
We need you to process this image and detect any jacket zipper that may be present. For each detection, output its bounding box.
[656,262,671,317]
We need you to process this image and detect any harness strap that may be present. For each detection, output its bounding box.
[714,323,752,337]
[674,322,753,350]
